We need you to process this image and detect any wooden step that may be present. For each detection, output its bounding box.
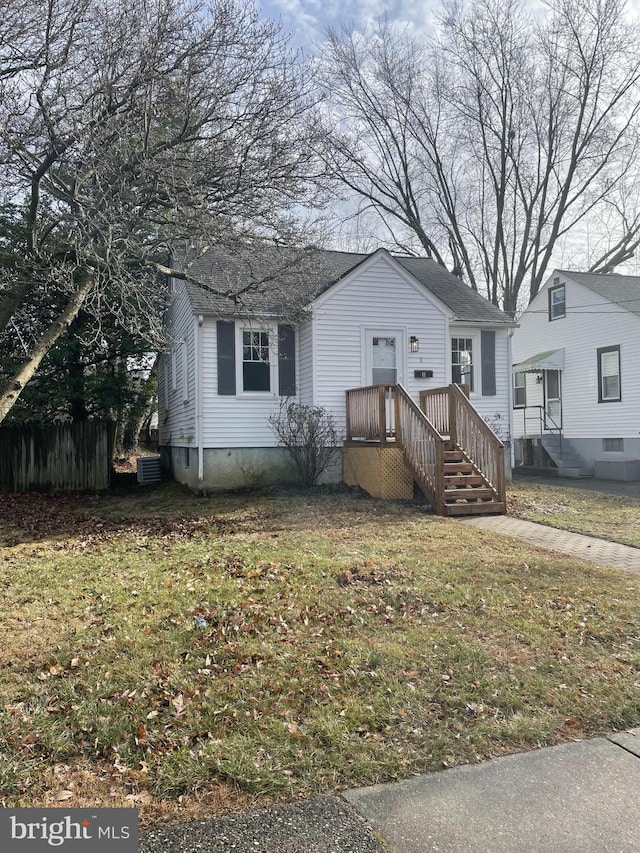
[443,474,485,487]
[444,450,465,462]
[444,487,496,502]
[444,502,506,516]
[443,461,474,474]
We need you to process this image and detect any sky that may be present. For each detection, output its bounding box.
[258,0,439,51]
[255,0,640,281]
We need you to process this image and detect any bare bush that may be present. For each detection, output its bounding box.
[269,400,342,487]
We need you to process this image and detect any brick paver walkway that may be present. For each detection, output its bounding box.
[459,515,640,574]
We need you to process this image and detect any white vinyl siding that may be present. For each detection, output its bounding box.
[311,253,449,426]
[450,324,510,426]
[513,275,640,439]
[158,281,197,447]
[201,319,300,447]
[298,320,314,404]
[195,253,512,450]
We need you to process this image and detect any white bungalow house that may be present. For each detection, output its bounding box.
[512,269,640,480]
[158,245,516,512]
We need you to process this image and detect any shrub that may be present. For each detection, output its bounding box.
[268,400,342,487]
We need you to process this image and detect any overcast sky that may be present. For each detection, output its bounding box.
[258,0,439,51]
[255,0,640,277]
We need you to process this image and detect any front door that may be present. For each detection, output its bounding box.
[544,369,562,429]
[371,335,398,385]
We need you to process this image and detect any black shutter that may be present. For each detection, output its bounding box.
[278,324,296,396]
[217,320,236,395]
[481,330,496,396]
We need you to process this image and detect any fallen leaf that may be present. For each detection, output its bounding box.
[55,791,74,801]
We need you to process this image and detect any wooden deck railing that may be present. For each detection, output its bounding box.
[346,383,445,513]
[446,384,506,502]
[345,384,393,442]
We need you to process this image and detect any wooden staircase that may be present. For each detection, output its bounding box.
[345,383,507,517]
[442,443,506,516]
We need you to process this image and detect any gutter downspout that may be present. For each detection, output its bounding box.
[195,314,204,484]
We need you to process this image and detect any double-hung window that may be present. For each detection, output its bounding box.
[513,371,526,408]
[548,281,565,320]
[451,338,474,391]
[242,329,271,392]
[597,346,621,403]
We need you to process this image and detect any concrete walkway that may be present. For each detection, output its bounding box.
[345,730,640,852]
[139,733,640,852]
[459,514,640,574]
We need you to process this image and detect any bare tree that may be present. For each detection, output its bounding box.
[320,0,640,313]
[0,0,326,423]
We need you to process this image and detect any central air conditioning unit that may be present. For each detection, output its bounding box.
[137,455,162,484]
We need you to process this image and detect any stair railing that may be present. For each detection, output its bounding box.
[447,384,506,502]
[522,405,563,458]
[394,384,445,515]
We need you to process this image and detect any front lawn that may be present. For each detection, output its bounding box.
[1,486,639,826]
[508,480,640,548]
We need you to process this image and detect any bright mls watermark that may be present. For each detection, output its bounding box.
[0,809,138,851]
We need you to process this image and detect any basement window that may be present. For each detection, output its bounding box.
[603,438,624,453]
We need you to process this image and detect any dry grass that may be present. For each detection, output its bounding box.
[0,485,639,827]
[508,481,640,548]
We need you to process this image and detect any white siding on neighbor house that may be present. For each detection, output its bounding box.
[158,282,196,447]
[201,318,301,448]
[298,319,313,405]
[512,275,640,439]
[311,253,450,424]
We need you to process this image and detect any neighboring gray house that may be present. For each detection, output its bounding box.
[158,246,516,491]
[512,269,640,479]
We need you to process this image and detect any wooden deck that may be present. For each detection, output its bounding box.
[345,384,506,516]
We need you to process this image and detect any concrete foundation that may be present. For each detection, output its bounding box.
[167,445,343,491]
[594,460,640,481]
[514,436,640,481]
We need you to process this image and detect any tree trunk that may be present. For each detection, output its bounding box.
[0,279,33,336]
[0,271,94,424]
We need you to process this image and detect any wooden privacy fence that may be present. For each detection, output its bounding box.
[0,421,115,492]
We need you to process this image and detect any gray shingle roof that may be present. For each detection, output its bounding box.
[559,270,640,318]
[177,245,514,325]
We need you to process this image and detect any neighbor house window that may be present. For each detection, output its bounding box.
[452,338,474,391]
[513,371,526,408]
[548,281,565,320]
[597,345,621,402]
[242,329,271,392]
[603,438,624,452]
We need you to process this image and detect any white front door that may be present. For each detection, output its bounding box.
[367,332,404,386]
[544,369,562,428]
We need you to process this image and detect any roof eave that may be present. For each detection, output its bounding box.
[452,316,519,327]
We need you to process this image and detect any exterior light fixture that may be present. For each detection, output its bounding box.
[410,336,419,352]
